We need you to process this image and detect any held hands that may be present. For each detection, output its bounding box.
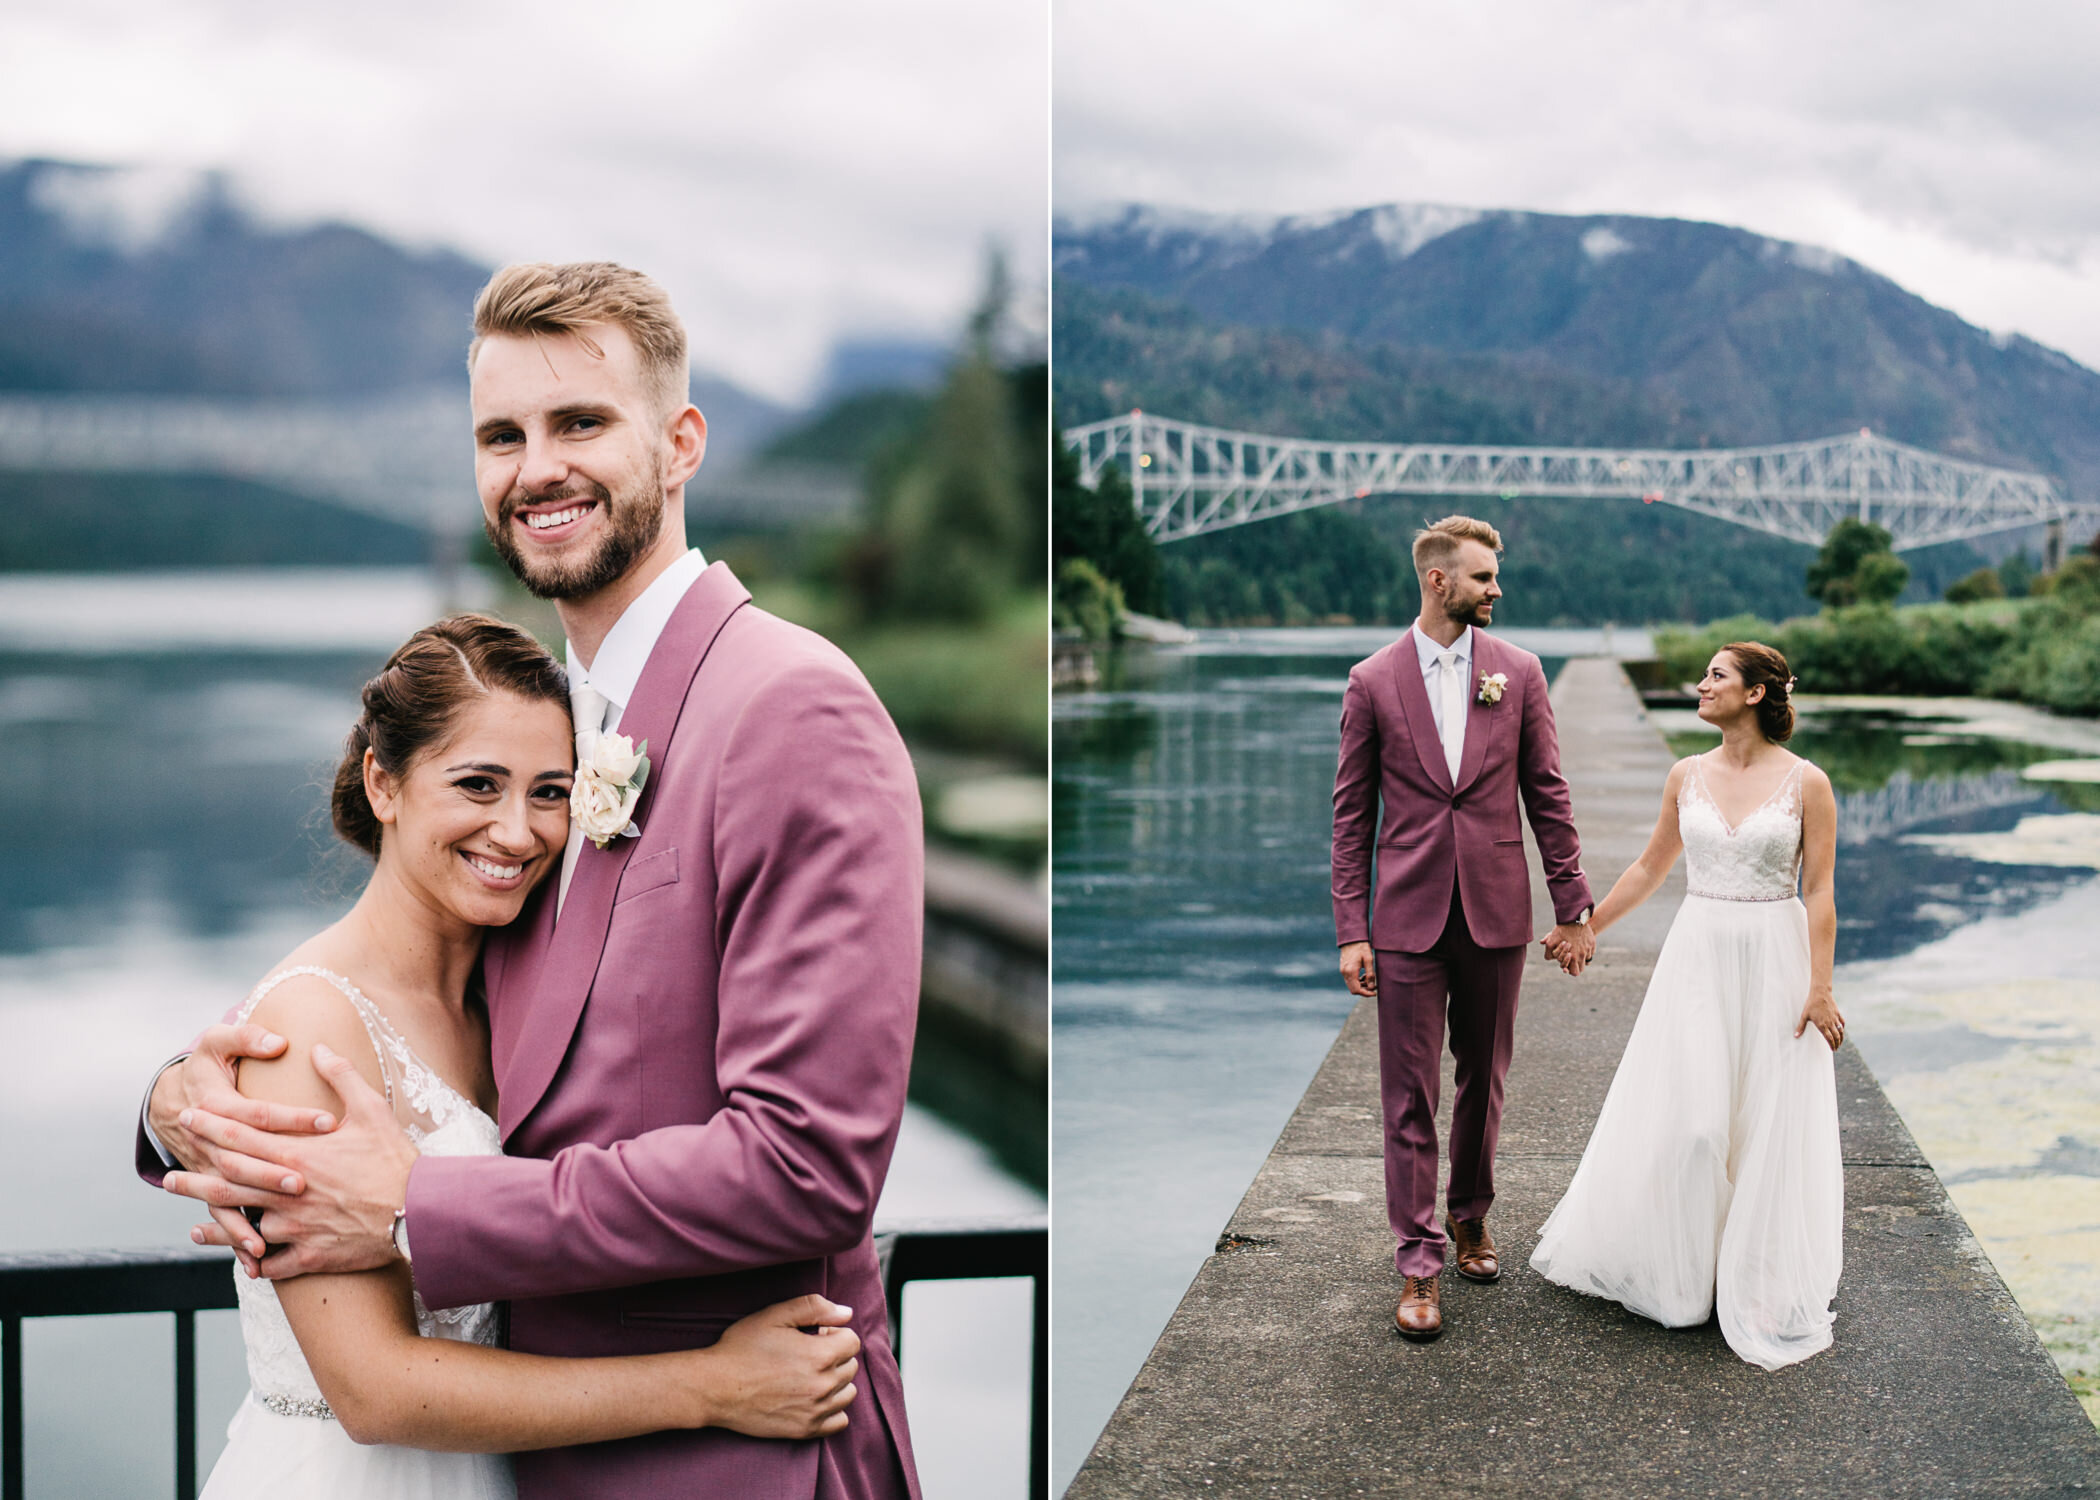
[1796,990,1846,1051]
[171,1043,417,1280]
[1541,921,1596,976]
[1338,942,1378,997]
[697,1295,862,1439]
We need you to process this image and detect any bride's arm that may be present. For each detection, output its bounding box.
[1585,759,1690,938]
[1794,766,1844,1048]
[237,984,858,1452]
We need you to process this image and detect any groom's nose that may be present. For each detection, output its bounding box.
[516,434,571,495]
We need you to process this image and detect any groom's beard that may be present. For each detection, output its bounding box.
[1445,594,1493,629]
[486,460,666,601]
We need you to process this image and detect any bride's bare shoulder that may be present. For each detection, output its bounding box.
[239,972,388,1113]
[1787,753,1835,798]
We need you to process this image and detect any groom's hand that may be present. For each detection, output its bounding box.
[1544,922,1595,975]
[150,1024,338,1265]
[1339,942,1378,997]
[699,1295,861,1439]
[171,1043,417,1280]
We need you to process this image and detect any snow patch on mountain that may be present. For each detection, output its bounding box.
[24,162,210,255]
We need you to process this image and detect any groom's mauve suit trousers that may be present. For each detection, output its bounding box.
[1376,882,1526,1277]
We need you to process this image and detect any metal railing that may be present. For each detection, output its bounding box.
[1,1217,1047,1500]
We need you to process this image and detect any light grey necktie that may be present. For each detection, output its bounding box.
[1436,649,1466,782]
[558,682,613,916]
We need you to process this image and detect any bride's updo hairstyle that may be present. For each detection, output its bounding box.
[1722,640,1796,743]
[330,614,570,858]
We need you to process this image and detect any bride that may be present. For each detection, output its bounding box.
[1529,641,1846,1370]
[175,614,860,1497]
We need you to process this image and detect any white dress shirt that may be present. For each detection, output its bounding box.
[1411,626,1478,777]
[558,546,708,913]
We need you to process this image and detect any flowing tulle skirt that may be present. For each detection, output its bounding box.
[1530,894,1843,1370]
[200,1394,516,1499]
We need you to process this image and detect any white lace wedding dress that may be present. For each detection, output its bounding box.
[1530,756,1844,1371]
[200,967,516,1498]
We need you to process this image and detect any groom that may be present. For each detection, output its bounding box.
[140,263,922,1496]
[1331,515,1593,1341]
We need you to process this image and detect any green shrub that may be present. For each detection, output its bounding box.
[1984,557,2100,713]
[1654,602,2016,697]
[1944,567,2005,604]
[1054,557,1124,643]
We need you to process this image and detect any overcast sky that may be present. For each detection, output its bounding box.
[0,0,1047,404]
[1056,0,2100,370]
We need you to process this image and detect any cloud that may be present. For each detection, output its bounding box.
[0,0,1048,403]
[1054,0,2100,368]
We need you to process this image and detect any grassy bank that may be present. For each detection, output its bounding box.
[1653,560,2100,715]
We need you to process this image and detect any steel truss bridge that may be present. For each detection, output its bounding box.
[1064,411,2100,553]
[0,390,471,533]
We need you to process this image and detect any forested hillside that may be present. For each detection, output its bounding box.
[1049,200,2086,624]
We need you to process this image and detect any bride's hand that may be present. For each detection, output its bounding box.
[1795,991,1845,1050]
[692,1295,861,1439]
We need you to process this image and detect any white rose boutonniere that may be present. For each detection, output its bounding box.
[1477,671,1509,705]
[572,733,650,849]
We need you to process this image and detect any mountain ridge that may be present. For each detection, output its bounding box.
[1055,201,2100,503]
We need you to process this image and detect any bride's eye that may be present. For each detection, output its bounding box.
[533,783,573,803]
[453,776,499,796]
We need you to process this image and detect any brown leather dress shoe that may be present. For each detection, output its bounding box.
[1447,1215,1500,1283]
[1394,1274,1442,1340]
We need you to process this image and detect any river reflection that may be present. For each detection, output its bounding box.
[1051,631,2100,1486]
[0,574,1038,1500]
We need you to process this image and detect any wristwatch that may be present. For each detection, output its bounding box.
[391,1207,412,1265]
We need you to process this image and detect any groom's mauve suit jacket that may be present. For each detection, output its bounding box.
[1332,629,1590,952]
[147,563,924,1499]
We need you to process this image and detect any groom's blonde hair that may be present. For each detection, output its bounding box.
[469,261,690,417]
[1412,515,1503,582]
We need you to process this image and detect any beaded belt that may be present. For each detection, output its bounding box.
[258,1392,336,1420]
[1686,889,1795,903]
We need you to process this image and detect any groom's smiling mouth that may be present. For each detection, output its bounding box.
[513,496,603,544]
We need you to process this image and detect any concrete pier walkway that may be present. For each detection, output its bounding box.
[1069,658,2100,1497]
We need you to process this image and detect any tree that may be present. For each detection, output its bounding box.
[1997,550,2035,599]
[851,257,1035,623]
[1051,444,1163,615]
[1806,518,1907,607]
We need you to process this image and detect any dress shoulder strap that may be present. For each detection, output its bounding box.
[239,966,397,1110]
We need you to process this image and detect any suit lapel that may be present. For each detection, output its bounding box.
[1453,632,1499,795]
[497,561,752,1141]
[1387,628,1455,795]
[489,879,557,1081]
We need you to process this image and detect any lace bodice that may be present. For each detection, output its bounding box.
[230,967,502,1419]
[1676,755,1805,902]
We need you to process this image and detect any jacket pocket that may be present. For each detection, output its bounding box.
[618,1308,736,1333]
[614,846,680,904]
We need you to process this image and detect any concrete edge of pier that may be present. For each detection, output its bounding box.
[1068,656,2100,1498]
